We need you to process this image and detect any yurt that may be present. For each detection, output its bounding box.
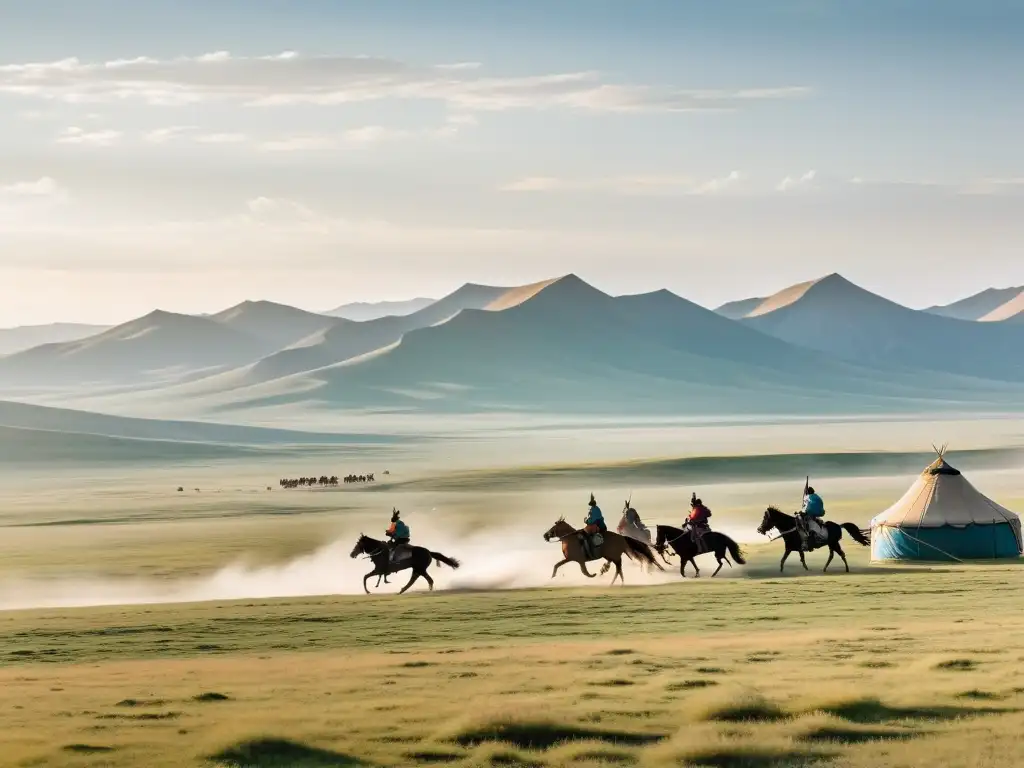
[871,451,1022,562]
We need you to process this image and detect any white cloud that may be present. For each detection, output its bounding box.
[776,169,817,192]
[0,177,67,199]
[56,126,122,146]
[257,135,339,152]
[500,172,745,196]
[0,177,70,221]
[143,125,195,143]
[693,170,742,195]
[0,51,812,113]
[194,132,248,144]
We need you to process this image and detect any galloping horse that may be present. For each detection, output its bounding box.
[543,518,663,585]
[757,506,870,573]
[349,534,461,594]
[654,524,746,578]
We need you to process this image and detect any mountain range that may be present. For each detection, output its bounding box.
[2,273,1023,426]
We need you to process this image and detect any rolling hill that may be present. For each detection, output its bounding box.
[980,292,1024,323]
[0,322,111,357]
[325,297,436,320]
[714,297,765,320]
[927,286,1024,320]
[742,274,1024,382]
[210,300,341,349]
[0,310,272,388]
[198,275,1024,417]
[0,399,397,445]
[173,281,519,392]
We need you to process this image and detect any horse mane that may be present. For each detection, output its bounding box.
[766,505,784,514]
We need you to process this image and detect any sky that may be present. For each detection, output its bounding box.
[0,0,1022,326]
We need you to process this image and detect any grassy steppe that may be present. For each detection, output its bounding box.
[4,562,1024,767]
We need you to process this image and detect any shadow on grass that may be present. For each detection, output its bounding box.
[210,738,366,767]
[452,721,665,750]
[819,697,1014,724]
[666,680,719,691]
[194,692,231,702]
[63,744,114,754]
[683,747,829,767]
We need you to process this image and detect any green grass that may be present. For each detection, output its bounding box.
[2,565,1024,767]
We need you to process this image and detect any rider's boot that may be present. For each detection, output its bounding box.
[578,532,591,559]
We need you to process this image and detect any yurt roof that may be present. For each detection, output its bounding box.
[871,453,1020,529]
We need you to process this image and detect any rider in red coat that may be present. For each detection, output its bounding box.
[687,493,712,545]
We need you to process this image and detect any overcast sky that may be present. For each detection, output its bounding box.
[1,0,1021,326]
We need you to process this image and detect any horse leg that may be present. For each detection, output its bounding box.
[399,570,422,594]
[713,557,724,577]
[363,570,375,594]
[551,559,569,579]
[612,558,623,585]
[691,559,700,578]
[780,549,791,572]
[421,569,435,592]
[599,562,611,576]
[799,550,809,571]
[577,561,596,578]
[823,547,835,573]
[679,559,687,578]
[835,543,849,572]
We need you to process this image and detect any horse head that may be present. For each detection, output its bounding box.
[757,505,787,536]
[543,517,573,541]
[350,533,376,558]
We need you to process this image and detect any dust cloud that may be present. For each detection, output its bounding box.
[0,517,753,611]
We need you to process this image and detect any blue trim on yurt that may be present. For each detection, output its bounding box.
[872,523,1021,562]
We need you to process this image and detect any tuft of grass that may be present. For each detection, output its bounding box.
[812,696,1002,725]
[799,724,920,744]
[604,649,636,656]
[116,698,167,707]
[209,738,366,767]
[193,691,231,702]
[688,692,787,724]
[679,746,830,767]
[402,749,464,763]
[666,680,719,691]
[401,661,433,668]
[588,678,635,687]
[936,658,978,671]
[62,744,114,754]
[446,716,665,750]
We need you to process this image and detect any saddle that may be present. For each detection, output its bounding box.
[581,531,604,559]
[797,516,826,550]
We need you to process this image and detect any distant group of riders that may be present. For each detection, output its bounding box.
[348,479,870,593]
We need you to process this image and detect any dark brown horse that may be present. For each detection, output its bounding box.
[654,524,746,577]
[349,534,461,593]
[542,518,663,585]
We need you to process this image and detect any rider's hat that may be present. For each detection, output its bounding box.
[588,493,596,506]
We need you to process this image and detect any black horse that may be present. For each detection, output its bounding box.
[757,506,870,573]
[654,525,746,578]
[349,534,461,594]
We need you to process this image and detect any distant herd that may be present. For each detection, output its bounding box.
[278,472,385,488]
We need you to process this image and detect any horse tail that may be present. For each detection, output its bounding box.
[431,552,462,569]
[724,535,746,565]
[842,523,871,547]
[623,538,665,572]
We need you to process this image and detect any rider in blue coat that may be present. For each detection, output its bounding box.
[386,508,411,562]
[579,493,606,557]
[799,486,825,546]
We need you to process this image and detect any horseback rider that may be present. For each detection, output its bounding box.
[385,508,411,563]
[685,493,712,548]
[797,485,826,548]
[579,493,607,558]
[618,501,650,541]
